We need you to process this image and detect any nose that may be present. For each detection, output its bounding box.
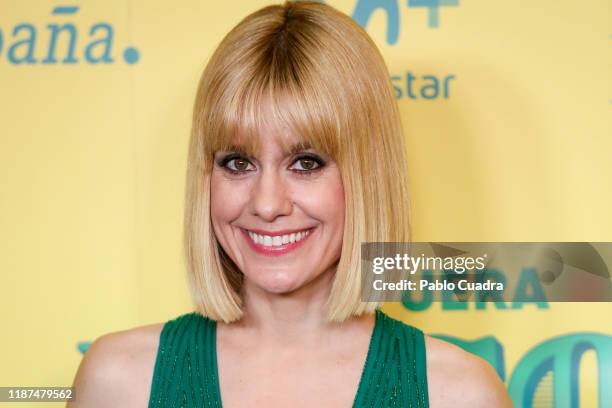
[249,167,293,221]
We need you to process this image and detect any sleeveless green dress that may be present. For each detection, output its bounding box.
[148,309,429,407]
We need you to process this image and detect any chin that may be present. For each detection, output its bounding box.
[248,272,305,295]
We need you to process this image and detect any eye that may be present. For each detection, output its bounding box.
[290,154,325,173]
[217,153,256,174]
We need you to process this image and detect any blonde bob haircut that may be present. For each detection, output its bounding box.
[184,0,411,323]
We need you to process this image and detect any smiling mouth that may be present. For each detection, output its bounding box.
[247,229,312,246]
[240,227,316,256]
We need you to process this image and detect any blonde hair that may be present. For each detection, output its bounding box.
[184,0,411,323]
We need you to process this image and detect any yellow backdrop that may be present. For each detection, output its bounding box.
[1,1,610,407]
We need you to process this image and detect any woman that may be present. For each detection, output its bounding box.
[70,1,511,407]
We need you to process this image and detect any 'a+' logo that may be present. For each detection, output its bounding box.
[352,0,460,45]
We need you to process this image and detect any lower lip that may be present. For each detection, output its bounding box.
[240,228,315,257]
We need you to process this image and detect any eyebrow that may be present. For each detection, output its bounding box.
[222,144,249,155]
[285,141,313,155]
[221,141,313,156]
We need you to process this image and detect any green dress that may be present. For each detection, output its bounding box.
[148,309,429,407]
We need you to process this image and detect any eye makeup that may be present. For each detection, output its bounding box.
[214,150,328,176]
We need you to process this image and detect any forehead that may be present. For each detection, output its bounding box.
[227,119,312,156]
[203,85,338,161]
[212,93,317,156]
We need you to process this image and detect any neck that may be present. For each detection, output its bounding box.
[229,264,368,344]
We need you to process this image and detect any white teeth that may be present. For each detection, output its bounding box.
[247,229,311,247]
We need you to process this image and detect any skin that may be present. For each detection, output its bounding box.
[68,115,512,407]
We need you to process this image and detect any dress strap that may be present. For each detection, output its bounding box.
[414,323,430,408]
[148,312,221,408]
[353,309,430,407]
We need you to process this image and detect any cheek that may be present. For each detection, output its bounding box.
[295,172,345,226]
[210,172,249,229]
[329,178,346,225]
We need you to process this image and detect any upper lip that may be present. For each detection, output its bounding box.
[242,227,315,236]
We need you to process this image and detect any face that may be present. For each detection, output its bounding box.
[210,119,345,295]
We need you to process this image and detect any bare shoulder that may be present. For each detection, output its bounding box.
[424,335,512,408]
[67,322,165,408]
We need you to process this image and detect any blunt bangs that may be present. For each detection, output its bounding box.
[200,41,343,164]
